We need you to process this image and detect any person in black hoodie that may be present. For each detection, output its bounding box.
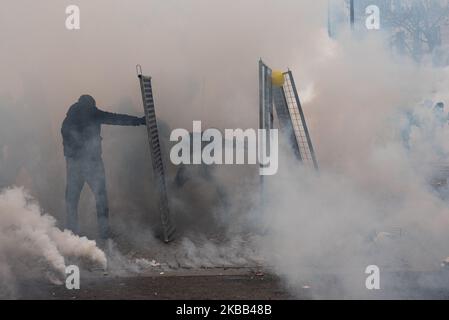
[61,94,145,240]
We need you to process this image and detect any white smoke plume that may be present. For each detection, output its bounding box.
[252,28,449,297]
[0,187,107,298]
[3,0,449,299]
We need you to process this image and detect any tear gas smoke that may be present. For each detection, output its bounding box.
[0,187,106,298]
[2,0,449,299]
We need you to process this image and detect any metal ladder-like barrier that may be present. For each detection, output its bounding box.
[259,60,318,170]
[137,65,175,242]
[282,71,318,170]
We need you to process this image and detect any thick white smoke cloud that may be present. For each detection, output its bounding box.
[2,0,449,299]
[253,29,449,297]
[0,187,107,298]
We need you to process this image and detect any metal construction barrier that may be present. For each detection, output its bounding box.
[259,60,318,170]
[137,65,175,243]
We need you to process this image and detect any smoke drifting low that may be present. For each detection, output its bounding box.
[2,0,449,299]
[255,29,449,297]
[0,187,106,298]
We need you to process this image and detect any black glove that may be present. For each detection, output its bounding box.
[137,116,146,126]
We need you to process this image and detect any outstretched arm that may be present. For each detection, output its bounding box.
[96,109,145,126]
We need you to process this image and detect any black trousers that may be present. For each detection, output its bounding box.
[65,157,109,239]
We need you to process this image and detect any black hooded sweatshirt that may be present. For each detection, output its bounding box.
[61,102,142,160]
